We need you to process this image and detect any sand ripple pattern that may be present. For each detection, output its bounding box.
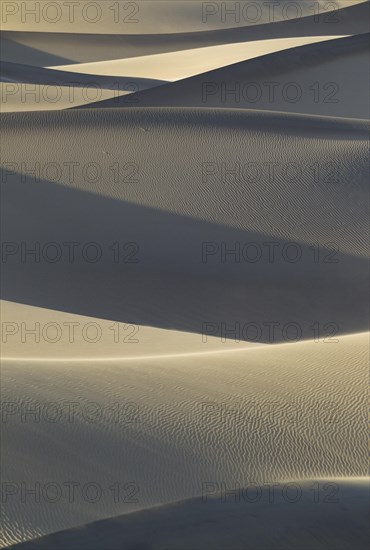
[1,334,368,547]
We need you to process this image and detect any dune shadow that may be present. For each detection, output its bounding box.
[1,174,368,343]
[0,61,168,94]
[8,481,370,550]
[81,33,370,112]
[0,34,72,66]
[2,3,369,68]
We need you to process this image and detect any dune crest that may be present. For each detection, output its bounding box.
[1,2,368,548]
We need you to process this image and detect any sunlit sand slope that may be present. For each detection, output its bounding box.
[1,334,368,547]
[49,36,347,80]
[2,1,365,34]
[1,2,367,65]
[86,34,370,119]
[0,300,255,360]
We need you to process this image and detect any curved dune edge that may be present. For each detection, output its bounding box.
[2,108,368,340]
[2,5,368,549]
[2,1,365,34]
[88,33,370,120]
[8,478,370,549]
[2,2,368,67]
[1,34,363,113]
[0,84,127,112]
[2,33,368,113]
[0,300,260,360]
[1,107,368,252]
[49,36,348,80]
[0,62,167,112]
[1,333,368,547]
[0,61,167,89]
[0,299,368,362]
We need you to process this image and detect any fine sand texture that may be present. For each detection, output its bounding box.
[1,335,368,547]
[7,479,370,550]
[1,109,369,339]
[1,2,369,548]
[1,108,369,547]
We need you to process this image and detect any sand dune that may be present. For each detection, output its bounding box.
[1,333,368,547]
[50,36,348,81]
[1,109,368,339]
[3,35,368,114]
[1,5,369,548]
[0,61,166,90]
[89,34,370,119]
[8,479,370,549]
[1,2,367,66]
[0,61,165,112]
[2,1,364,34]
[0,82,126,113]
[1,300,255,360]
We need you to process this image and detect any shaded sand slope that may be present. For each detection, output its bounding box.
[0,61,166,112]
[0,61,166,89]
[1,36,350,112]
[1,2,368,65]
[2,1,364,34]
[2,109,368,341]
[8,479,370,550]
[1,108,369,338]
[1,334,368,547]
[86,34,370,119]
[0,84,123,112]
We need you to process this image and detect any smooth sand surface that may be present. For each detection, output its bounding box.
[2,1,364,34]
[1,2,367,66]
[91,34,370,119]
[0,62,165,112]
[0,83,126,112]
[1,300,257,360]
[1,334,368,547]
[49,36,347,80]
[1,1,366,113]
[7,479,370,549]
[2,36,346,113]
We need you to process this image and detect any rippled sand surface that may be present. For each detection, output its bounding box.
[1,2,369,548]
